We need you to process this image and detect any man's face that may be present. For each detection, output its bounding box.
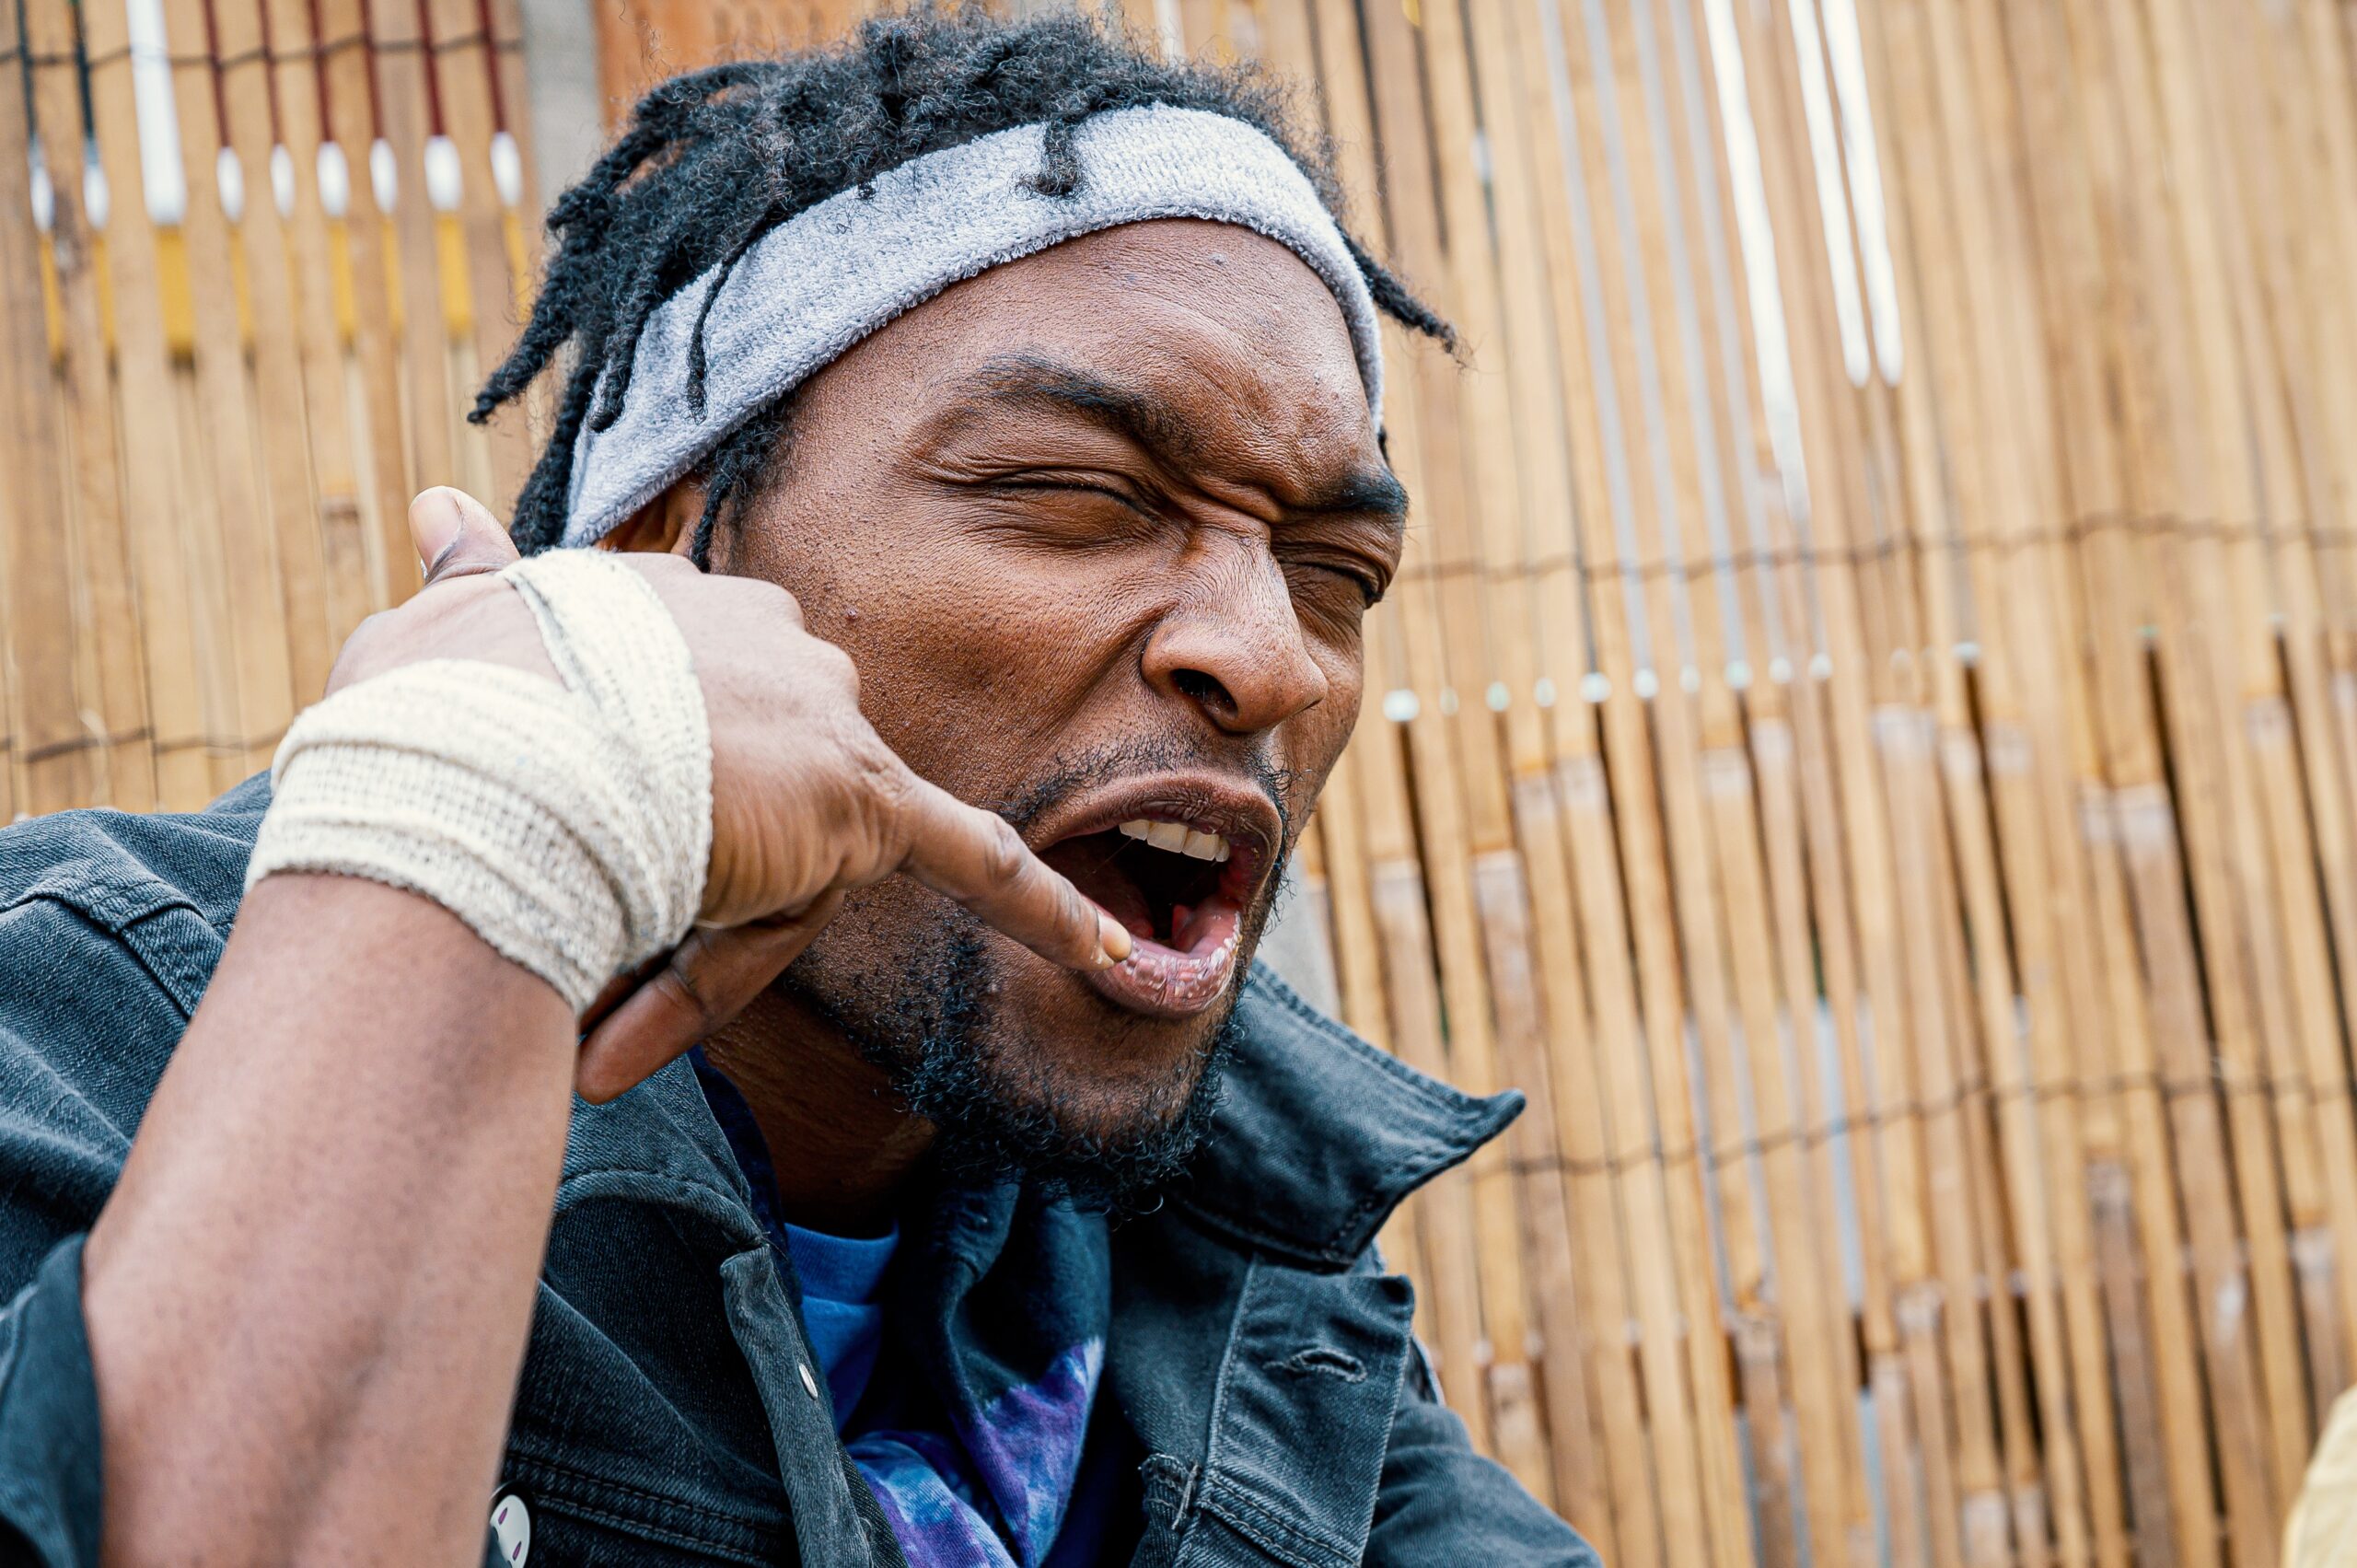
[702,218,1401,1185]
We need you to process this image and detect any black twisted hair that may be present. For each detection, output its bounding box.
[474,1,1454,561]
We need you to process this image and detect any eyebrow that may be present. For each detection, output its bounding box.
[956,354,1409,525]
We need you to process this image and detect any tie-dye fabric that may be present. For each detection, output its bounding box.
[847,1337,1103,1565]
[691,1052,1113,1568]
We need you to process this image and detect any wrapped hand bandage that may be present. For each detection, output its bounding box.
[246,551,713,1013]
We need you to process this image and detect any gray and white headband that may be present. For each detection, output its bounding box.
[560,103,1386,548]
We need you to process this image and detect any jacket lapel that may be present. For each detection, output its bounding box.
[1113,965,1520,1566]
[1175,965,1523,1272]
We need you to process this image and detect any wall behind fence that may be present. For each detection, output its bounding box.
[11,0,2357,1565]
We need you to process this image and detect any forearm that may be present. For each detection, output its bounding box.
[82,873,575,1566]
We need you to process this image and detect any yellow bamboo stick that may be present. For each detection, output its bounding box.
[209,0,341,707]
[158,0,298,776]
[428,0,534,502]
[314,0,421,605]
[23,0,155,809]
[79,0,216,807]
[0,0,91,815]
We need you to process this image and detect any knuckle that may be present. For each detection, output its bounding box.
[852,732,911,806]
[724,573,803,626]
[979,816,1029,887]
[845,737,915,845]
[659,947,723,1032]
[329,610,400,687]
[807,637,859,695]
[340,611,389,660]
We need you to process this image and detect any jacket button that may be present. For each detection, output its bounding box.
[490,1487,532,1564]
[799,1361,820,1400]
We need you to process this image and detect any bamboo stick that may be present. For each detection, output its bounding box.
[371,0,459,505]
[1483,10,1678,1554]
[1538,3,1767,1561]
[263,0,374,647]
[160,0,299,775]
[0,0,91,815]
[315,0,421,605]
[81,0,215,807]
[1396,0,1651,1518]
[2180,0,2357,1423]
[428,0,533,501]
[23,0,155,809]
[209,0,341,706]
[1860,0,2126,1559]
[1566,0,1803,1558]
[1398,0,1631,1534]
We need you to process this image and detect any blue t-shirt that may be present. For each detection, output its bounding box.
[689,1050,1123,1567]
[778,1219,897,1424]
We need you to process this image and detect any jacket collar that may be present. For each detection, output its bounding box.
[1172,965,1522,1272]
[539,952,1518,1278]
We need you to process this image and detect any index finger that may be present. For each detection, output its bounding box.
[890,771,1132,972]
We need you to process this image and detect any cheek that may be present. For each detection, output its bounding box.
[734,487,1128,752]
[1280,654,1364,791]
[823,556,1146,789]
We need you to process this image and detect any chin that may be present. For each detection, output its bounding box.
[782,911,1258,1211]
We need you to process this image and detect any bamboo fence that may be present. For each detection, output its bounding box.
[9,0,2357,1562]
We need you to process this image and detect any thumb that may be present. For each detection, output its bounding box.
[411,487,522,585]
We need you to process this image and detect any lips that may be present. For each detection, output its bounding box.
[1032,779,1279,1019]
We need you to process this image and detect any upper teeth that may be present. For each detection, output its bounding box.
[1120,819,1232,862]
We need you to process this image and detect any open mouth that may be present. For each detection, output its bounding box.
[1040,815,1266,1017]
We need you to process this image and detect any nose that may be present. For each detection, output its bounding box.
[1142,540,1329,735]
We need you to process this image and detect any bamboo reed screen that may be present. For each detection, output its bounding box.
[8,0,2357,1562]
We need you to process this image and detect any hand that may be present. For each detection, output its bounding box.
[329,487,1131,1100]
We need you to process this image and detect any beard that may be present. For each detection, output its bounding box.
[777,739,1295,1214]
[783,924,1246,1214]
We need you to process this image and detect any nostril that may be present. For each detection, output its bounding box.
[1172,668,1235,716]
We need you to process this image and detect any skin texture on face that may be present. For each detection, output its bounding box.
[620,218,1401,1228]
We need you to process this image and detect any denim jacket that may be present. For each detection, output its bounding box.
[0,779,1596,1567]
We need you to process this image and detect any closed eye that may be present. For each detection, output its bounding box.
[1283,558,1389,616]
[1325,565,1386,608]
[974,470,1166,525]
[988,474,1147,505]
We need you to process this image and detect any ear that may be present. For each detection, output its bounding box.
[599,480,707,557]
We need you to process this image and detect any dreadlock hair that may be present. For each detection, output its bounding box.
[474,0,1455,562]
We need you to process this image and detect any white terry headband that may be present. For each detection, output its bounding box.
[560,103,1386,549]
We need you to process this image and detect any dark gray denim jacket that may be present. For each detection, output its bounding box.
[0,779,1596,1566]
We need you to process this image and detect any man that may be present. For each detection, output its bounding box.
[0,7,1596,1564]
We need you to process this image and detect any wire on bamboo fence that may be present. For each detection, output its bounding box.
[9,0,2357,1563]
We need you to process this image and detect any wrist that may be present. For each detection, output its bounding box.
[247,552,713,1014]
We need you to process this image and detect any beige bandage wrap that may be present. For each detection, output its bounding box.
[246,551,713,1013]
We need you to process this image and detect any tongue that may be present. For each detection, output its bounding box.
[1163,894,1245,959]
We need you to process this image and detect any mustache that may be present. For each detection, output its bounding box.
[973,738,1301,849]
